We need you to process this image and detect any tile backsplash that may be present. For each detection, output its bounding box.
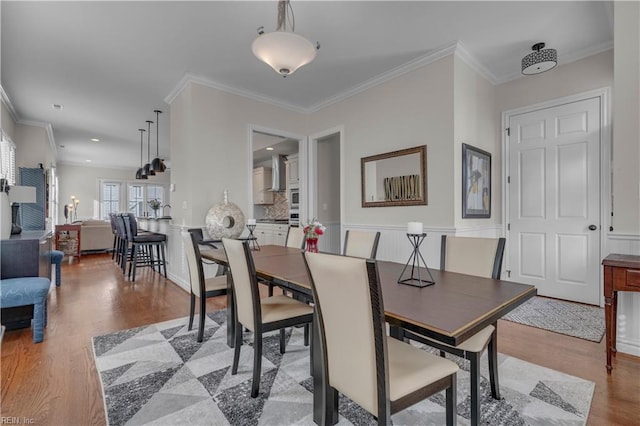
[261,192,289,219]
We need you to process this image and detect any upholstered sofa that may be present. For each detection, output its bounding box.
[78,220,113,252]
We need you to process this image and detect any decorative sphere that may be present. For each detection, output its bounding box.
[205,200,245,239]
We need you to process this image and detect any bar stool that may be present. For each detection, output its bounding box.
[122,213,167,282]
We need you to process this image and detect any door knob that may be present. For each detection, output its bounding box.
[588,224,597,231]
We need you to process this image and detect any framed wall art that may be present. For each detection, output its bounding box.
[462,143,491,218]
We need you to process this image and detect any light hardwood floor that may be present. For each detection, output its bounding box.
[1,253,638,425]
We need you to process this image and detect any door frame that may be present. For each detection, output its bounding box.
[247,124,307,220]
[501,87,611,306]
[307,125,345,249]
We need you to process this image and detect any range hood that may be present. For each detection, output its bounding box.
[268,155,286,191]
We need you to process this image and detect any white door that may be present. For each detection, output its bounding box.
[507,97,601,305]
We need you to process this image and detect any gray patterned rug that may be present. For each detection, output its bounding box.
[92,310,595,426]
[502,296,605,342]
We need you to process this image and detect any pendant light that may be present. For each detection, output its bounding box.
[151,110,166,172]
[144,120,155,177]
[135,128,148,179]
[252,0,320,77]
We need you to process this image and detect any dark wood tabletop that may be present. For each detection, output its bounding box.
[201,245,537,346]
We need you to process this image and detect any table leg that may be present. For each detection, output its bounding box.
[612,291,618,354]
[604,266,613,373]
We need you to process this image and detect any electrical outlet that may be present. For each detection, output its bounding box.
[182,201,188,209]
[322,203,328,211]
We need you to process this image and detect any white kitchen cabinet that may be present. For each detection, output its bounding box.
[254,223,272,246]
[253,167,274,204]
[254,223,288,246]
[288,154,299,185]
[272,224,288,246]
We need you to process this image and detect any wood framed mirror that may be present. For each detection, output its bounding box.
[361,145,427,207]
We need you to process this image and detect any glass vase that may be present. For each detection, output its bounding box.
[306,238,318,253]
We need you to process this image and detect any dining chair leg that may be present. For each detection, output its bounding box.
[324,385,339,426]
[304,323,310,346]
[131,244,139,282]
[197,293,206,342]
[446,373,457,426]
[188,293,196,330]
[231,320,242,375]
[251,331,262,398]
[279,328,286,354]
[469,353,481,426]
[161,243,168,277]
[488,327,501,399]
[268,283,274,297]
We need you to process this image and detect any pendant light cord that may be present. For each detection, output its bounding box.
[146,120,153,163]
[139,129,145,167]
[154,110,162,157]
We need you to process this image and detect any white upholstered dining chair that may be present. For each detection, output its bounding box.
[343,230,381,259]
[303,251,458,425]
[402,235,506,426]
[181,230,227,342]
[223,238,314,398]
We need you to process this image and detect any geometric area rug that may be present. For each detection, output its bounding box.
[502,296,605,343]
[92,309,595,426]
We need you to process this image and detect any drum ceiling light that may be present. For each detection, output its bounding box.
[252,0,320,77]
[521,42,557,75]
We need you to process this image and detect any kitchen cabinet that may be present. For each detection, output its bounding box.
[253,167,274,205]
[272,224,288,246]
[288,154,299,185]
[254,223,288,246]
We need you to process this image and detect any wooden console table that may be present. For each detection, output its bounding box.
[55,224,81,258]
[602,253,640,372]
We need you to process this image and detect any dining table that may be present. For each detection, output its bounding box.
[201,244,537,425]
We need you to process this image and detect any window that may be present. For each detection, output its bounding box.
[129,185,144,217]
[99,180,167,219]
[0,131,16,185]
[101,182,120,220]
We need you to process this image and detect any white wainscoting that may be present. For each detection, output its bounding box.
[606,233,640,357]
[343,223,501,266]
[317,222,341,254]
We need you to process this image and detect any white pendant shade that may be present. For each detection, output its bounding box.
[252,31,317,77]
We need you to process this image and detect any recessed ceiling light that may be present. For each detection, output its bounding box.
[86,159,92,162]
[90,138,100,142]
[59,145,65,148]
[52,104,63,110]
[266,147,274,151]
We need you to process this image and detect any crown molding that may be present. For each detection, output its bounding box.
[496,41,614,85]
[307,41,460,113]
[454,41,499,85]
[165,41,463,115]
[164,72,306,114]
[18,119,57,158]
[0,85,19,123]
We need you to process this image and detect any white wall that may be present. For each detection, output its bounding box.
[15,123,52,170]
[169,81,308,229]
[57,163,170,223]
[309,55,456,228]
[454,54,499,229]
[613,2,640,235]
[1,102,16,141]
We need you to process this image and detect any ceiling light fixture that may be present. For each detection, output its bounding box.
[90,138,100,142]
[266,147,274,151]
[52,104,63,110]
[521,42,557,75]
[151,110,166,172]
[135,128,148,180]
[252,0,320,77]
[144,120,155,177]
